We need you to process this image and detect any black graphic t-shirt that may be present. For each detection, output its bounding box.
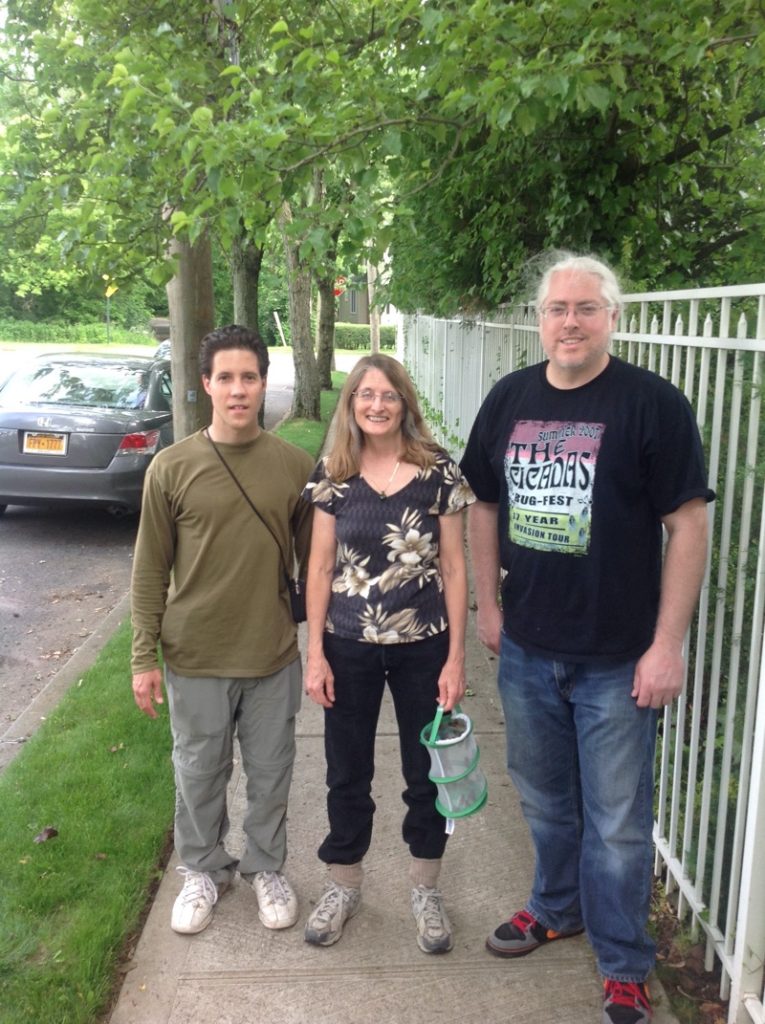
[303,453,474,644]
[460,357,714,663]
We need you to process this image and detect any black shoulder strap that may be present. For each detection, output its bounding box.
[205,430,290,582]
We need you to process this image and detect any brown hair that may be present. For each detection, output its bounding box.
[199,324,269,379]
[324,354,442,482]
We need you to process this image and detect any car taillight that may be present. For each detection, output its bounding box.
[115,430,161,455]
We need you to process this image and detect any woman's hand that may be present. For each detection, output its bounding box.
[436,656,466,713]
[304,652,336,708]
[303,508,337,709]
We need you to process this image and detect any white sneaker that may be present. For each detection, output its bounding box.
[171,867,223,935]
[252,871,298,929]
[411,885,454,953]
[304,881,361,946]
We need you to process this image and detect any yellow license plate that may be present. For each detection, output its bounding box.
[23,431,68,455]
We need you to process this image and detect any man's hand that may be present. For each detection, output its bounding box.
[467,500,503,654]
[476,602,503,655]
[633,498,709,709]
[631,638,685,709]
[132,668,165,718]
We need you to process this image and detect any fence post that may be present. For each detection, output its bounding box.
[728,595,765,1022]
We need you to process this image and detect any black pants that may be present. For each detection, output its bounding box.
[318,631,450,866]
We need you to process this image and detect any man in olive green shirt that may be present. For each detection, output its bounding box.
[131,324,313,936]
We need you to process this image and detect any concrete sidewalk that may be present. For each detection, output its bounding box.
[108,614,679,1024]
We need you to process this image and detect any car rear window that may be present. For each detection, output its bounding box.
[0,361,152,410]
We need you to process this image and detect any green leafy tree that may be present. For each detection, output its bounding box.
[1,0,419,423]
[6,0,758,382]
[386,0,765,312]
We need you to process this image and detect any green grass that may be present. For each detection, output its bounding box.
[0,622,174,1022]
[275,371,345,457]
[0,375,344,1024]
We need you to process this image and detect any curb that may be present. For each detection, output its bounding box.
[0,593,131,773]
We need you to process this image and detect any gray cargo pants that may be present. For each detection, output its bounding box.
[165,659,302,885]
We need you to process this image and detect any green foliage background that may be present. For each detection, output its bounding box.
[1,0,762,324]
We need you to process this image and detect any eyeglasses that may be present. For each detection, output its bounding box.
[540,303,613,320]
[352,389,402,405]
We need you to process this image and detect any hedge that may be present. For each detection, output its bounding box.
[0,319,155,346]
[333,322,396,350]
[0,318,395,352]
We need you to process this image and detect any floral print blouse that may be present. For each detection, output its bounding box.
[303,452,475,644]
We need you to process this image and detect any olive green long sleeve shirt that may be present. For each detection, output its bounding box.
[131,429,314,678]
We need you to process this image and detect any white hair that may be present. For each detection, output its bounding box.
[536,253,622,311]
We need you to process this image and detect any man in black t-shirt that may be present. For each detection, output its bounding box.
[460,254,714,1024]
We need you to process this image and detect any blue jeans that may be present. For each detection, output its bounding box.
[498,634,658,982]
[318,631,450,866]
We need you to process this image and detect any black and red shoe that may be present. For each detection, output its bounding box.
[485,907,584,957]
[602,980,653,1024]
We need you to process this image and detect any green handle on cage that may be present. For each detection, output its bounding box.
[428,703,462,745]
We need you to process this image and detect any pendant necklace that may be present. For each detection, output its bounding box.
[376,460,400,500]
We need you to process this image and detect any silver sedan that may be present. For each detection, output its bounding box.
[0,351,173,517]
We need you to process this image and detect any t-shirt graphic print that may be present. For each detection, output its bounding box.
[504,419,605,555]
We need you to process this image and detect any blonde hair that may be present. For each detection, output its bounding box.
[324,354,442,482]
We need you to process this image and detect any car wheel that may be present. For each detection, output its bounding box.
[105,504,135,519]
[0,505,6,516]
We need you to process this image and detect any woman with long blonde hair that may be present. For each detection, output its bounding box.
[301,353,474,953]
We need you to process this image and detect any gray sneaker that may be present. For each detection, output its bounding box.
[411,884,454,953]
[304,881,361,946]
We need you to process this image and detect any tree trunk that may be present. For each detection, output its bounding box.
[231,231,266,426]
[166,233,215,439]
[367,260,380,353]
[232,232,262,328]
[315,276,336,390]
[281,203,320,420]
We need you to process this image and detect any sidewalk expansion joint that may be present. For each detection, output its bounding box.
[177,959,574,985]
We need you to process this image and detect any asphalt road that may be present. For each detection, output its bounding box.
[0,351,296,768]
[0,506,138,765]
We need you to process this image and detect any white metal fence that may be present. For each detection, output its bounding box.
[401,284,765,1024]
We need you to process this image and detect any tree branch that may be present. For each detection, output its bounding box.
[691,228,750,262]
[400,118,481,197]
[280,114,464,175]
[660,107,765,168]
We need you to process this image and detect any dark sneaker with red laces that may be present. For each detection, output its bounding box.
[486,907,584,957]
[602,980,652,1024]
